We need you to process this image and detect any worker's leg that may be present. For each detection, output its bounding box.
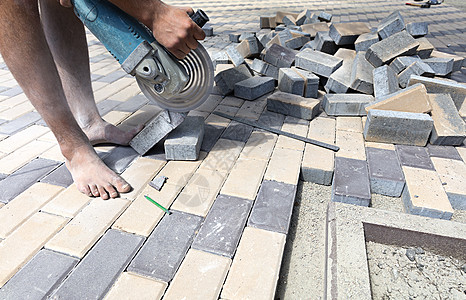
[0,0,130,199]
[39,0,142,145]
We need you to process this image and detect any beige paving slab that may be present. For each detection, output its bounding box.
[0,100,34,120]
[118,105,162,127]
[221,227,286,300]
[104,272,167,300]
[205,113,230,127]
[241,131,278,161]
[112,184,182,236]
[364,141,396,150]
[336,117,363,133]
[102,110,131,125]
[0,93,28,109]
[0,125,49,154]
[120,157,166,201]
[0,140,54,174]
[45,197,129,258]
[107,83,141,101]
[200,139,244,173]
[221,157,268,200]
[94,77,135,102]
[301,143,335,184]
[158,154,205,187]
[0,134,7,142]
[457,147,466,162]
[308,117,336,143]
[38,144,64,162]
[92,62,120,77]
[41,184,93,218]
[0,212,68,287]
[171,167,227,217]
[275,116,309,151]
[264,146,303,185]
[335,130,366,160]
[431,157,466,199]
[91,81,108,92]
[0,183,64,239]
[36,131,56,143]
[164,249,231,300]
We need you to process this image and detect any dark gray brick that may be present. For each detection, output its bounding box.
[366,147,405,197]
[295,49,343,78]
[263,44,296,68]
[128,211,203,282]
[377,11,405,39]
[221,121,253,143]
[201,124,225,152]
[164,116,204,161]
[214,65,252,96]
[40,163,73,188]
[0,249,78,300]
[0,85,22,97]
[366,31,419,67]
[0,112,41,135]
[257,110,286,131]
[234,76,275,101]
[406,22,428,37]
[426,144,463,161]
[267,91,320,120]
[192,194,252,258]
[310,31,337,54]
[103,146,139,174]
[0,158,60,204]
[51,229,144,300]
[332,157,371,206]
[247,180,297,234]
[396,145,434,170]
[278,68,305,96]
[114,94,148,112]
[97,99,123,116]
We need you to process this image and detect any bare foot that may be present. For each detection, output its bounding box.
[82,118,143,146]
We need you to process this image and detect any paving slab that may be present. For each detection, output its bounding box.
[0,112,41,135]
[40,163,73,188]
[295,49,343,78]
[426,144,462,161]
[366,31,419,67]
[373,65,400,98]
[331,156,371,206]
[396,144,434,170]
[165,116,204,161]
[367,83,431,114]
[267,91,319,120]
[234,76,275,101]
[431,157,466,210]
[102,146,139,174]
[323,94,374,116]
[329,22,371,45]
[366,147,405,197]
[103,272,167,300]
[377,11,405,39]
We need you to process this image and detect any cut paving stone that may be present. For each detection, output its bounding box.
[430,50,465,73]
[423,57,454,77]
[225,45,245,67]
[402,166,453,220]
[40,163,73,188]
[164,116,204,161]
[325,48,357,93]
[350,51,374,94]
[234,76,275,101]
[260,16,276,29]
[390,56,421,74]
[0,249,78,300]
[102,146,139,174]
[263,44,296,68]
[377,11,405,39]
[128,211,203,282]
[366,83,431,113]
[373,65,400,98]
[318,11,332,22]
[50,229,144,300]
[364,109,433,146]
[214,64,252,96]
[332,156,371,206]
[301,23,330,38]
[285,36,310,50]
[426,144,463,161]
[408,75,466,111]
[416,37,434,59]
[366,31,419,67]
[431,157,466,210]
[201,124,225,152]
[291,67,319,98]
[323,94,374,116]
[129,111,186,156]
[282,15,296,26]
[221,227,286,300]
[192,194,252,258]
[251,59,279,79]
[275,11,299,24]
[428,94,466,146]
[267,91,319,120]
[398,61,434,88]
[329,22,371,45]
[278,68,305,96]
[406,21,428,37]
[295,9,312,26]
[366,147,405,197]
[236,37,263,58]
[104,272,167,300]
[396,144,435,170]
[0,158,60,204]
[295,48,343,77]
[354,32,379,52]
[247,180,297,234]
[311,31,337,54]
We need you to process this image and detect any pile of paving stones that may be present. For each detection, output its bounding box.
[212,9,466,149]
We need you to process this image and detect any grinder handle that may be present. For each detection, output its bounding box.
[190,9,209,28]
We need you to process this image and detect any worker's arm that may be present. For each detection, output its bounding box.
[59,0,205,59]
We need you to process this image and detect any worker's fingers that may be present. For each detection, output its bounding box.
[179,6,195,16]
[192,22,206,41]
[59,0,72,8]
[186,35,199,50]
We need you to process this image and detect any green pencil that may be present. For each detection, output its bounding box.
[144,195,172,215]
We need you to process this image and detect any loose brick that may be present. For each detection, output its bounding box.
[45,198,129,258]
[364,110,433,146]
[377,11,405,39]
[128,211,203,282]
[164,116,204,161]
[301,23,330,38]
[398,61,434,88]
[263,44,296,68]
[402,166,453,219]
[423,57,454,76]
[332,157,371,206]
[366,31,419,67]
[260,16,276,29]
[282,15,296,26]
[416,37,434,59]
[329,22,371,45]
[285,36,310,50]
[431,157,466,210]
[101,146,139,174]
[201,124,224,152]
[0,249,78,300]
[234,76,275,101]
[373,65,400,98]
[354,32,379,52]
[350,52,374,94]
[323,94,374,116]
[0,212,68,287]
[295,48,343,77]
[390,56,423,74]
[325,49,357,93]
[318,11,332,22]
[104,272,166,300]
[225,45,245,66]
[427,144,462,161]
[251,59,279,79]
[311,31,337,54]
[236,37,263,59]
[278,68,304,95]
[267,91,319,120]
[336,130,366,160]
[291,67,319,98]
[366,147,405,197]
[430,50,465,73]
[51,229,144,300]
[366,83,431,113]
[221,227,286,300]
[406,22,428,37]
[428,94,466,146]
[264,146,303,185]
[295,9,312,26]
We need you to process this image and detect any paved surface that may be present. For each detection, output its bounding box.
[0,0,465,299]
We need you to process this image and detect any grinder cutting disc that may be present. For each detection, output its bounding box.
[137,43,214,112]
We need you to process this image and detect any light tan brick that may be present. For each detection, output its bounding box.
[221,227,286,300]
[0,140,54,174]
[41,184,93,218]
[241,131,278,161]
[0,183,63,238]
[275,116,309,151]
[165,249,231,300]
[36,131,56,143]
[94,77,134,102]
[39,145,64,162]
[0,93,28,109]
[0,101,34,120]
[120,157,166,201]
[205,113,230,127]
[104,272,167,300]
[103,110,131,125]
[200,139,243,173]
[157,153,205,187]
[171,167,227,217]
[364,141,396,150]
[118,105,162,128]
[221,157,268,200]
[0,125,49,154]
[107,83,141,101]
[0,212,68,287]
[308,117,336,143]
[457,147,466,162]
[335,130,366,160]
[431,157,466,206]
[365,84,431,113]
[301,144,335,185]
[264,147,303,185]
[112,184,182,236]
[336,117,363,133]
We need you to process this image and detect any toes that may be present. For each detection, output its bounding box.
[97,185,109,200]
[104,183,119,198]
[113,177,131,193]
[78,184,93,197]
[90,184,100,197]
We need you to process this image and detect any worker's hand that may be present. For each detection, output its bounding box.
[59,0,72,8]
[150,4,206,59]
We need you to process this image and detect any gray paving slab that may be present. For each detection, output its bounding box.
[323,94,374,116]
[247,180,297,234]
[267,91,319,120]
[214,65,253,96]
[192,194,252,258]
[406,22,428,38]
[234,76,275,101]
[278,68,305,96]
[366,147,405,197]
[396,144,435,170]
[329,22,371,45]
[40,163,73,188]
[373,65,400,98]
[0,86,22,97]
[201,124,225,152]
[257,110,286,131]
[366,31,419,67]
[295,49,343,78]
[426,144,462,161]
[221,121,254,143]
[429,93,466,146]
[0,158,60,204]
[128,211,203,282]
[165,116,205,161]
[332,157,371,207]
[50,229,144,300]
[0,249,78,300]
[0,112,41,135]
[377,11,405,39]
[354,32,379,52]
[103,146,139,174]
[114,94,148,112]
